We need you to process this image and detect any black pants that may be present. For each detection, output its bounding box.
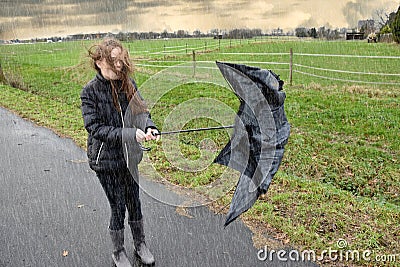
[96,166,142,230]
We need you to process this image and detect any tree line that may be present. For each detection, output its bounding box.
[295,5,400,43]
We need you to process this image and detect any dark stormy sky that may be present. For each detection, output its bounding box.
[0,0,398,39]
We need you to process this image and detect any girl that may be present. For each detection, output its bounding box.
[81,38,158,266]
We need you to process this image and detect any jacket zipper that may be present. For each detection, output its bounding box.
[117,98,130,168]
[95,142,104,165]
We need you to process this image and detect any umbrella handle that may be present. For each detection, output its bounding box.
[139,143,151,151]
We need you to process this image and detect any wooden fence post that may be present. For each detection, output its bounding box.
[289,48,293,86]
[192,50,196,77]
[0,62,7,84]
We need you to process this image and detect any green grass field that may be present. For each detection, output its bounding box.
[1,37,399,266]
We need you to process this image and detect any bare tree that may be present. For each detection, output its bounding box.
[375,8,390,28]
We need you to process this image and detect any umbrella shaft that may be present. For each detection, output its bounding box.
[156,125,234,135]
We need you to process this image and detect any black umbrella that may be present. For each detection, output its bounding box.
[125,61,290,227]
[213,61,290,227]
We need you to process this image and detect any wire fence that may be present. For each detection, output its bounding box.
[133,42,400,86]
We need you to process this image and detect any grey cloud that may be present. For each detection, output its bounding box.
[342,0,370,27]
[300,17,318,28]
[1,0,398,40]
[130,0,176,9]
[270,10,288,17]
[1,0,131,17]
[218,13,232,18]
[1,2,44,17]
[73,1,129,15]
[229,0,249,9]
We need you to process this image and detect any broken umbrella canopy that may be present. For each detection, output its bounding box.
[214,62,290,227]
[124,61,290,227]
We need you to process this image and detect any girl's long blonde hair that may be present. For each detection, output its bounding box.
[88,38,147,114]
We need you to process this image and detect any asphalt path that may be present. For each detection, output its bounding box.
[0,107,318,267]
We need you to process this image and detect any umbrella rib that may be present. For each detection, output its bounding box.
[156,125,234,135]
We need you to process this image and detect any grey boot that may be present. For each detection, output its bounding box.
[109,229,132,267]
[129,219,155,265]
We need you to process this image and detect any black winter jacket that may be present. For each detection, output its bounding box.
[80,73,156,172]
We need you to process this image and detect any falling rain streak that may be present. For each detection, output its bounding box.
[0,0,398,40]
